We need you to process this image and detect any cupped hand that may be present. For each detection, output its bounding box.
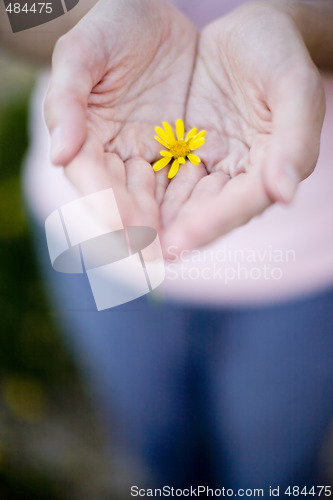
[44,0,197,231]
[161,2,325,255]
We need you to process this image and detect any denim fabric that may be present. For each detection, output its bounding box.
[33,221,333,493]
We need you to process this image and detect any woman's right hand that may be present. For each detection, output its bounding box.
[44,0,198,231]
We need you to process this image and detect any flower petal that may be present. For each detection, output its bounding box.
[153,156,172,171]
[154,136,170,148]
[160,150,173,157]
[178,157,186,164]
[187,153,201,166]
[192,130,206,141]
[185,127,197,142]
[162,122,176,144]
[176,119,184,140]
[189,137,205,150]
[155,126,173,145]
[168,159,180,179]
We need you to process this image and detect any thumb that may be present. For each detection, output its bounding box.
[44,34,94,166]
[262,68,325,204]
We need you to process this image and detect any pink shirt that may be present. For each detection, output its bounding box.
[23,0,333,306]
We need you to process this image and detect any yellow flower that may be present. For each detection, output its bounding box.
[153,119,206,179]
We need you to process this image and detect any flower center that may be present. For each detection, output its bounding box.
[170,140,190,159]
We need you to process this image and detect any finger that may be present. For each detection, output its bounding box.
[154,168,170,206]
[161,163,209,227]
[44,35,94,166]
[263,67,325,204]
[189,170,230,198]
[125,158,160,231]
[162,167,272,257]
[64,131,134,230]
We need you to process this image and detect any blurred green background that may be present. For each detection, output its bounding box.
[0,52,128,500]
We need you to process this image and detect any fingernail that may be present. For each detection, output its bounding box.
[276,165,299,203]
[50,127,66,164]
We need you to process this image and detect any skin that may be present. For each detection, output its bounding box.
[161,2,326,254]
[5,0,331,255]
[44,0,197,232]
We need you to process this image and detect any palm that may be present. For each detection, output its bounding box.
[161,8,324,253]
[48,0,197,231]
[160,34,273,244]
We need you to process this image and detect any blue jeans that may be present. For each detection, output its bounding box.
[35,222,333,493]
